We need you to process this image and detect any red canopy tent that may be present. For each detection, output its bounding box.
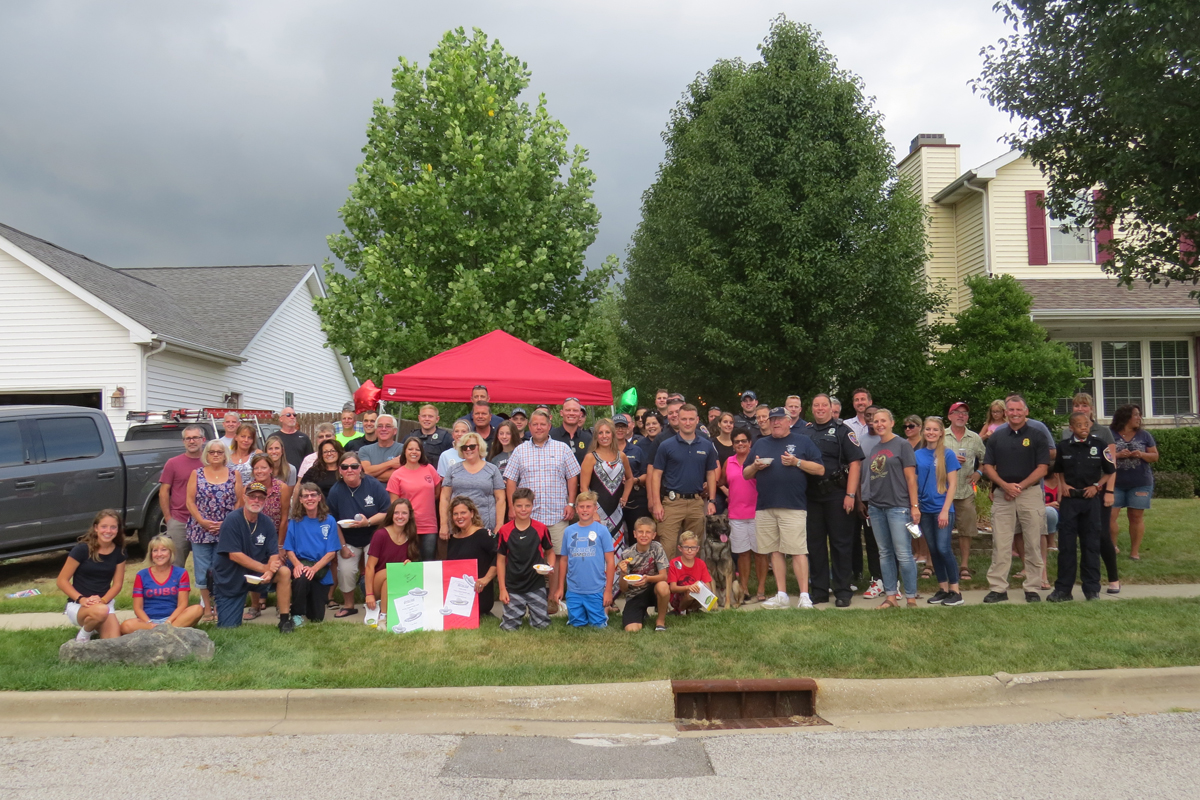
[380,330,613,406]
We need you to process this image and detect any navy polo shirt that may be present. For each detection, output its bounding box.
[748,433,823,511]
[983,424,1051,484]
[652,433,718,494]
[550,425,592,464]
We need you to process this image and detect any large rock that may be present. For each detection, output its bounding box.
[59,624,215,665]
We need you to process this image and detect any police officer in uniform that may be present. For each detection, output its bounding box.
[1047,411,1116,602]
[413,403,452,464]
[801,394,864,607]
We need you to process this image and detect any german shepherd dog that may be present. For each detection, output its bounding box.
[703,515,741,608]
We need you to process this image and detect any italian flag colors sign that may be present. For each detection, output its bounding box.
[386,559,479,633]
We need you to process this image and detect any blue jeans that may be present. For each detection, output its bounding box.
[191,542,216,591]
[868,506,919,598]
[919,508,958,584]
[215,593,248,628]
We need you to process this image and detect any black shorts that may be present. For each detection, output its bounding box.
[622,588,659,626]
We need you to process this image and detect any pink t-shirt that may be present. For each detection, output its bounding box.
[159,453,203,522]
[725,454,758,520]
[386,464,442,535]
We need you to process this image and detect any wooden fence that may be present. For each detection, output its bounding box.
[292,412,418,441]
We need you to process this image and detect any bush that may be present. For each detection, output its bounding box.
[1151,426,1200,495]
[1153,472,1196,499]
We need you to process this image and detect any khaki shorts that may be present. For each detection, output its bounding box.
[547,521,569,555]
[755,508,808,555]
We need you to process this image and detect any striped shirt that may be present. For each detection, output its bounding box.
[503,437,581,527]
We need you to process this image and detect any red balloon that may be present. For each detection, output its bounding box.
[354,380,382,414]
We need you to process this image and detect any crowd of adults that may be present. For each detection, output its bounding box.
[57,383,1160,639]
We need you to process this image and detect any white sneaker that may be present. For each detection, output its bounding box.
[863,579,884,598]
[761,593,791,609]
[798,594,814,609]
[74,627,95,642]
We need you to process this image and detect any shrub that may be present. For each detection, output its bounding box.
[1151,426,1200,496]
[1153,472,1195,499]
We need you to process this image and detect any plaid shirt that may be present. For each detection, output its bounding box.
[503,437,581,526]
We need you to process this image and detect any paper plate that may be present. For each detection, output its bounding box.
[533,564,554,574]
[337,519,359,526]
[244,574,264,585]
[623,574,645,583]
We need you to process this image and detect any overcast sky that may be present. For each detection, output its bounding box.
[0,1,1014,273]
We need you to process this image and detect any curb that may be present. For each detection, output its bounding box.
[1,667,1197,732]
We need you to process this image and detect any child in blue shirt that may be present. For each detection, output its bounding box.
[552,491,614,627]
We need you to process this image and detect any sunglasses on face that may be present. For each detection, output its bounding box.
[339,464,361,471]
[461,444,478,452]
[905,424,919,429]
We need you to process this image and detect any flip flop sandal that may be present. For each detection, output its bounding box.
[906,598,918,608]
[327,600,342,610]
[655,624,667,631]
[754,594,767,603]
[242,606,261,621]
[959,567,973,580]
[920,567,933,579]
[334,607,359,618]
[1013,570,1026,580]
[875,597,899,610]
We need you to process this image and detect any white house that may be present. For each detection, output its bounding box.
[899,135,1200,424]
[0,222,358,437]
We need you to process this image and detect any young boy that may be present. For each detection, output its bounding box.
[620,517,670,632]
[552,491,614,628]
[668,530,714,615]
[497,488,555,630]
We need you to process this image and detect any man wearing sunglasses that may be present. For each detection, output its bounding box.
[276,407,314,470]
[326,452,391,617]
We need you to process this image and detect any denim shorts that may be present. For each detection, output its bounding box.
[191,542,216,590]
[1114,485,1152,510]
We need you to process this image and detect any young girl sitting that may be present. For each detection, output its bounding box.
[56,509,127,642]
[120,535,205,634]
[365,498,421,630]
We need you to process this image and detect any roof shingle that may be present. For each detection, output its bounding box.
[1018,278,1200,312]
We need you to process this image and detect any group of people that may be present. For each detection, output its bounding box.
[56,383,1159,641]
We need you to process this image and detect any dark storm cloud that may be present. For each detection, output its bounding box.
[0,1,1011,271]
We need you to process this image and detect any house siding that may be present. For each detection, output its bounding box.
[953,191,987,310]
[0,251,143,437]
[988,160,1109,280]
[901,145,961,318]
[146,277,354,414]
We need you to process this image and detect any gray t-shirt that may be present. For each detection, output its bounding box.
[621,541,668,597]
[358,441,405,469]
[863,437,917,509]
[443,460,505,530]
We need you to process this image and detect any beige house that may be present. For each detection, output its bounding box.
[900,134,1200,424]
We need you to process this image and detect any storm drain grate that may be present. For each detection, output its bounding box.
[672,678,829,731]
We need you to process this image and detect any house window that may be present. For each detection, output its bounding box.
[1055,341,1096,415]
[1150,340,1193,416]
[284,392,295,408]
[1047,197,1094,263]
[1101,341,1144,416]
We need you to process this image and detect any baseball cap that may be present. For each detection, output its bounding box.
[741,390,757,401]
[613,413,631,426]
[948,402,970,414]
[768,407,789,419]
[245,481,269,496]
[511,407,527,418]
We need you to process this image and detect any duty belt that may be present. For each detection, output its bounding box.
[662,490,701,500]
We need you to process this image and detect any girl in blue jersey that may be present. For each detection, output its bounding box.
[120,535,204,634]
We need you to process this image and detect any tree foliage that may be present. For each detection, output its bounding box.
[316,27,617,381]
[619,17,940,411]
[929,275,1086,425]
[975,0,1200,289]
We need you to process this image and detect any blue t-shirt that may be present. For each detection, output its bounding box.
[214,511,278,596]
[284,514,341,585]
[562,521,613,595]
[914,447,961,513]
[747,433,824,511]
[652,434,719,494]
[133,566,190,620]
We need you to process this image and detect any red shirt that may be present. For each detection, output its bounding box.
[159,453,203,522]
[668,556,711,587]
[368,528,417,567]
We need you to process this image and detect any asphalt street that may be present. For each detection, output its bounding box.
[3,712,1198,799]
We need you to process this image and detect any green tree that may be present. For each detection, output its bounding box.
[975,0,1200,289]
[620,18,940,411]
[930,275,1086,425]
[316,27,617,381]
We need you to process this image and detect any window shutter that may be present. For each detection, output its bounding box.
[1026,190,1048,265]
[1093,189,1114,264]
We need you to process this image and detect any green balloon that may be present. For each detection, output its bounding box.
[617,387,638,414]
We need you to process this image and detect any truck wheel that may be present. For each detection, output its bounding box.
[137,506,166,553]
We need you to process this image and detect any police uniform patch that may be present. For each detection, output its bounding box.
[1090,446,1098,455]
[1022,438,1030,447]
[1103,449,1116,464]
[431,433,439,440]
[578,442,585,449]
[848,432,859,447]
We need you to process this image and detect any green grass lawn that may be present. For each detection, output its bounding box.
[2,597,1199,691]
[2,498,1197,613]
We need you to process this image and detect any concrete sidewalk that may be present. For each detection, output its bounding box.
[2,581,1198,631]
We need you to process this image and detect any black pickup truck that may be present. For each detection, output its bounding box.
[0,406,187,557]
